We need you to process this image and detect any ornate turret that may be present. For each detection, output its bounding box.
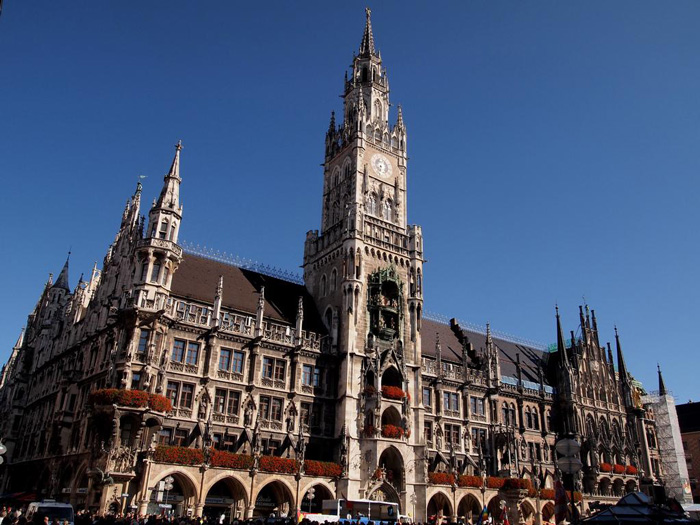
[133,143,184,311]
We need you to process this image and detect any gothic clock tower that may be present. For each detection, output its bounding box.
[303,9,426,512]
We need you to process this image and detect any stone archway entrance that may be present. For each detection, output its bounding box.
[520,500,536,525]
[427,492,452,523]
[148,473,197,516]
[457,494,482,523]
[302,484,333,514]
[377,446,405,493]
[254,481,294,518]
[203,478,247,522]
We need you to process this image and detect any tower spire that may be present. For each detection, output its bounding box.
[359,7,376,57]
[53,252,71,291]
[657,363,667,396]
[556,306,570,369]
[615,325,629,382]
[155,140,182,210]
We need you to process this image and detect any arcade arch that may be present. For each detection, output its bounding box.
[253,480,295,518]
[427,492,453,522]
[457,494,482,522]
[202,477,248,522]
[148,472,198,516]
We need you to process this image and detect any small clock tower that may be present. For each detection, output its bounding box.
[303,8,426,512]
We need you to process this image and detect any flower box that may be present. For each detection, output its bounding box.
[154,445,204,465]
[429,472,455,485]
[613,464,625,474]
[381,424,405,439]
[626,465,638,475]
[211,450,254,469]
[363,425,376,437]
[381,386,408,400]
[364,385,376,396]
[600,462,612,472]
[260,455,299,474]
[304,460,342,478]
[539,489,555,500]
[457,475,483,488]
[502,478,533,491]
[487,476,505,489]
[89,388,172,412]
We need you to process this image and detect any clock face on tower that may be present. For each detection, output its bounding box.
[371,153,393,178]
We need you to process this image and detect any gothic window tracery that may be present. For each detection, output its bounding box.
[383,199,393,221]
[367,192,378,216]
[367,267,403,341]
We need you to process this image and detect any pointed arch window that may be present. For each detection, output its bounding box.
[367,192,377,216]
[374,100,382,120]
[330,269,337,293]
[159,220,169,240]
[320,275,327,297]
[383,199,393,221]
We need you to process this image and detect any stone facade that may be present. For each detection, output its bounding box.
[0,9,667,524]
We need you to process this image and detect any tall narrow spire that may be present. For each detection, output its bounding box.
[359,7,376,57]
[155,140,182,210]
[615,325,629,382]
[657,363,667,396]
[53,253,71,291]
[556,306,570,369]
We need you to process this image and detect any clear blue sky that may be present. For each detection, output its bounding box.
[1,2,699,402]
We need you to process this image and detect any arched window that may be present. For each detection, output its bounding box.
[158,220,168,240]
[324,307,333,331]
[509,404,516,426]
[367,192,377,216]
[374,100,382,120]
[320,275,327,297]
[330,269,337,293]
[344,162,352,179]
[525,407,532,429]
[502,403,509,425]
[383,199,393,221]
[532,408,539,430]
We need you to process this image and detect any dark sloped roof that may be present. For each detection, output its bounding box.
[421,319,550,385]
[172,254,326,333]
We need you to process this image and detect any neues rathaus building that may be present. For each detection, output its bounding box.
[0,10,668,524]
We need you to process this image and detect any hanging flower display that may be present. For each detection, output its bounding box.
[429,472,455,485]
[381,424,405,439]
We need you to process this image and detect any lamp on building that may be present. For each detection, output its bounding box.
[305,487,315,512]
